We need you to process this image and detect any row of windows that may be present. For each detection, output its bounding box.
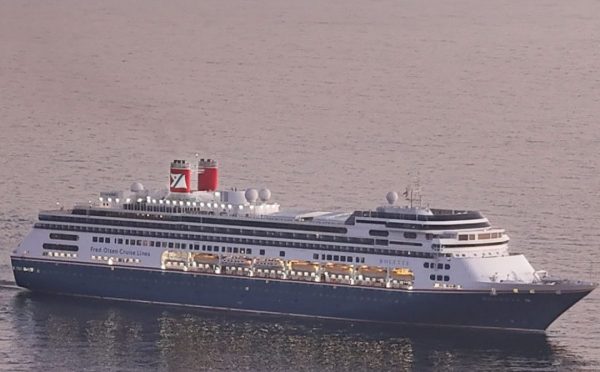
[353,209,485,222]
[369,230,389,237]
[198,244,256,255]
[42,251,77,258]
[74,207,348,234]
[352,216,491,230]
[48,210,465,249]
[312,253,366,263]
[434,241,508,249]
[49,233,79,241]
[41,214,371,245]
[458,232,503,241]
[91,255,141,264]
[92,234,367,264]
[430,274,450,282]
[42,243,79,252]
[390,240,423,247]
[386,221,490,231]
[93,235,273,256]
[37,223,438,259]
[423,262,451,270]
[369,231,440,241]
[453,251,502,258]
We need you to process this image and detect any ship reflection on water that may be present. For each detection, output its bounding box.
[9,291,586,371]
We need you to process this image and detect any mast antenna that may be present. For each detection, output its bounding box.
[404,172,422,208]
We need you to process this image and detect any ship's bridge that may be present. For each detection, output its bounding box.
[349,207,486,222]
[346,207,491,231]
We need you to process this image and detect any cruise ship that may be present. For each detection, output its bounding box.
[11,159,597,332]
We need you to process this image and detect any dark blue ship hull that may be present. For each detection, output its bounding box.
[11,257,593,332]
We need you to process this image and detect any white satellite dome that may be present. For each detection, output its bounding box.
[130,182,145,192]
[386,191,398,205]
[258,188,271,202]
[245,188,259,203]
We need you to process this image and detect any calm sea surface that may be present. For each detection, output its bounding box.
[1,0,599,370]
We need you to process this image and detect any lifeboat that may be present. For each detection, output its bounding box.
[254,258,285,270]
[391,268,414,281]
[291,260,319,272]
[221,256,252,267]
[358,266,387,279]
[164,251,186,260]
[162,251,188,266]
[193,254,219,265]
[324,263,352,275]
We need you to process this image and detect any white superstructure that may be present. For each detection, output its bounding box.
[14,158,552,293]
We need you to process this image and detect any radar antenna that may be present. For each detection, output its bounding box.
[403,173,423,208]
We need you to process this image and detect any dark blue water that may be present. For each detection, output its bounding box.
[1,0,599,370]
[0,289,589,371]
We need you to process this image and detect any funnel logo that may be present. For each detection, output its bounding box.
[170,173,188,189]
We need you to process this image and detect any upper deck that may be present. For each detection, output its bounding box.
[41,156,494,236]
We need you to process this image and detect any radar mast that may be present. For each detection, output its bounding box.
[403,173,423,208]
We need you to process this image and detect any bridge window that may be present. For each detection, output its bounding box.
[369,230,389,237]
[49,233,79,241]
[43,243,79,252]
